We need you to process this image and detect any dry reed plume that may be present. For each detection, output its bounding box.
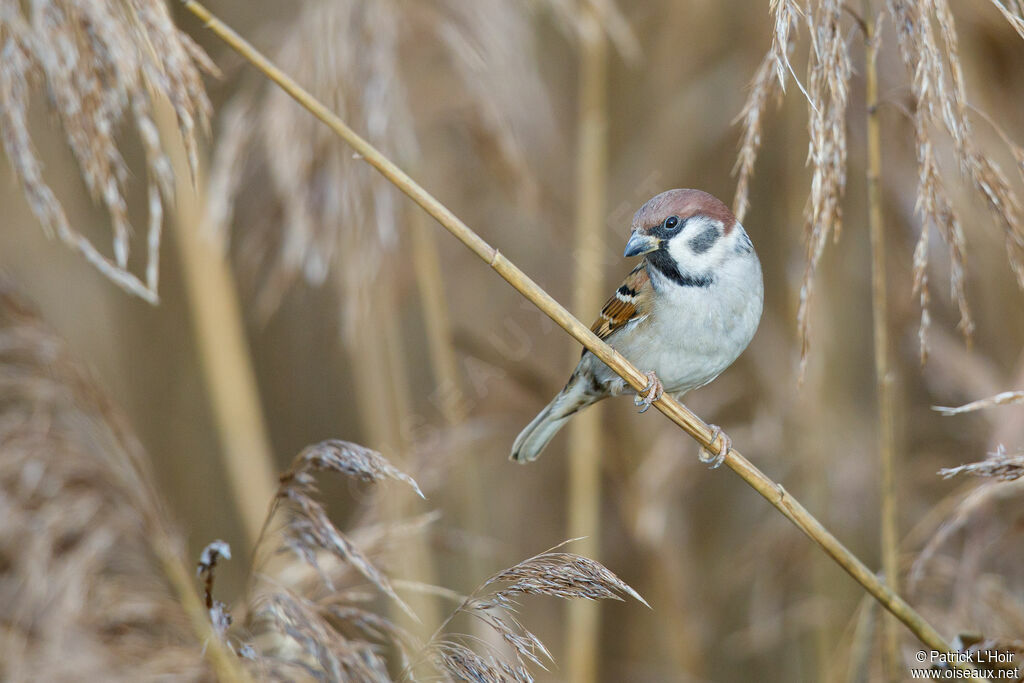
[934,390,1024,416]
[734,0,1024,366]
[0,0,214,303]
[927,381,1024,581]
[206,0,551,326]
[0,278,239,681]
[419,544,646,682]
[222,439,646,682]
[226,439,428,679]
[269,440,424,620]
[938,445,1024,482]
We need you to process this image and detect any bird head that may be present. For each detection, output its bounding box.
[623,189,746,285]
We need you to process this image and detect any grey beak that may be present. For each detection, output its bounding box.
[623,231,660,257]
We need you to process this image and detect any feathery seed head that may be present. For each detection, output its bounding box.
[0,0,213,302]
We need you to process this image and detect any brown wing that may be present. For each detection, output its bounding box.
[590,263,653,341]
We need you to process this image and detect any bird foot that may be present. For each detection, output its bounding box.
[633,371,663,413]
[698,424,731,469]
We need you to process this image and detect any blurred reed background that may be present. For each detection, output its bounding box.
[2,0,1024,681]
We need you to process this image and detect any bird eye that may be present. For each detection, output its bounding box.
[664,216,679,230]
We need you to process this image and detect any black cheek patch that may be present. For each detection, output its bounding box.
[688,226,720,254]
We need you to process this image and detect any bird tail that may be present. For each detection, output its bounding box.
[510,374,598,463]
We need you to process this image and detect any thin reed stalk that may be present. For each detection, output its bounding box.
[346,274,443,637]
[180,2,980,674]
[410,215,464,423]
[566,5,609,682]
[408,211,483,585]
[861,3,901,677]
[345,302,409,633]
[347,295,399,460]
[383,282,444,635]
[153,98,278,551]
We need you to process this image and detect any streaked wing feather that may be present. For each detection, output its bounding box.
[590,263,653,341]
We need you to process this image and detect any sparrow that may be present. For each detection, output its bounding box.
[510,189,763,466]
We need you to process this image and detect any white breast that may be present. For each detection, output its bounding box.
[611,250,763,396]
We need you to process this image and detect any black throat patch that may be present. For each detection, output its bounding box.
[646,248,713,288]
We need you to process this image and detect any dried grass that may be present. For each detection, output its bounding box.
[228,438,646,682]
[988,0,1024,39]
[420,542,647,682]
[733,53,781,226]
[11,0,1024,679]
[910,477,1024,586]
[908,356,1024,612]
[796,0,851,376]
[428,642,533,683]
[733,0,854,373]
[907,476,1024,676]
[0,278,209,680]
[736,1,1024,367]
[890,0,1024,359]
[206,0,551,328]
[938,445,1024,482]
[933,390,1024,416]
[206,0,415,324]
[418,0,557,186]
[477,548,648,609]
[731,0,802,223]
[232,438,432,680]
[0,302,455,681]
[770,0,804,90]
[247,590,394,682]
[0,0,213,303]
[270,440,424,620]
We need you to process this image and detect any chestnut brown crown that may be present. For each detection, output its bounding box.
[631,189,737,235]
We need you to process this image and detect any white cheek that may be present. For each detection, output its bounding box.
[666,223,722,273]
[667,236,694,269]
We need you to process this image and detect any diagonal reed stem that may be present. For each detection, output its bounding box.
[181,2,979,675]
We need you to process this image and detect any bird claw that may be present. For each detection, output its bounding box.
[634,371,663,413]
[698,424,731,469]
